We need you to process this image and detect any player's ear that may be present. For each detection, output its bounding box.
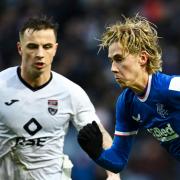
[17,42,22,55]
[139,51,148,66]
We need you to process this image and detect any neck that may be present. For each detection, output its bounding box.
[20,67,51,88]
[131,72,149,95]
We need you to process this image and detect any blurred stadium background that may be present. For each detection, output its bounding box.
[0,0,180,179]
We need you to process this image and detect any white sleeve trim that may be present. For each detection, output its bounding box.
[169,77,180,91]
[114,130,138,136]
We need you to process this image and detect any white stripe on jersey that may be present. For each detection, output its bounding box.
[169,77,180,91]
[138,74,152,102]
[114,130,138,136]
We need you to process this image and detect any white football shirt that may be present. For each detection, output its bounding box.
[0,66,100,178]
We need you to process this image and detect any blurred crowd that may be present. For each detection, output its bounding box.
[0,0,180,180]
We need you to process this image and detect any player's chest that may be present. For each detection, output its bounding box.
[0,91,72,136]
[131,100,180,142]
[132,97,170,123]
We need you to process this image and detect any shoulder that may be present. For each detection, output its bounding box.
[168,75,180,92]
[116,89,135,107]
[51,71,88,96]
[117,88,135,101]
[152,72,173,89]
[144,72,180,103]
[152,72,180,92]
[0,66,17,77]
[0,66,17,84]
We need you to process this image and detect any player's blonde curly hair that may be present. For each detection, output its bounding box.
[99,15,162,74]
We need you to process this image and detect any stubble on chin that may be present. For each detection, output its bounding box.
[30,68,43,79]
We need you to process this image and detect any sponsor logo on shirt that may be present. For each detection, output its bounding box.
[147,123,179,142]
[23,118,42,136]
[15,137,48,147]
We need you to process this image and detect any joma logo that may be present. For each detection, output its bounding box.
[147,123,179,142]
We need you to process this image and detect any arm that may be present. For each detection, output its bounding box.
[78,121,134,173]
[95,134,134,173]
[98,123,121,179]
[70,85,121,179]
[77,89,138,175]
[98,123,112,149]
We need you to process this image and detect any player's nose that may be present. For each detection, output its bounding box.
[36,46,44,58]
[111,61,119,73]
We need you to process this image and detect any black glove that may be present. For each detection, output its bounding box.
[77,121,103,160]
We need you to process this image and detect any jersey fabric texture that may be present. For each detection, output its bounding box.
[0,66,100,179]
[96,72,180,173]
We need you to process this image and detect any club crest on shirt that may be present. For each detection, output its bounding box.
[48,100,58,115]
[156,103,168,118]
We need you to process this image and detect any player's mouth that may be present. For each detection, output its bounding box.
[34,62,45,69]
[114,76,121,81]
[115,76,124,84]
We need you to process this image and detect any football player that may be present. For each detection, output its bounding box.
[78,15,180,173]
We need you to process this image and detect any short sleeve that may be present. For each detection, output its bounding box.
[115,89,139,136]
[70,85,100,131]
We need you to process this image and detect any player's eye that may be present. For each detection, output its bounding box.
[27,43,38,49]
[43,44,53,49]
[114,54,124,62]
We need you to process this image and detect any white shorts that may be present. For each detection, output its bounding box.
[0,153,73,180]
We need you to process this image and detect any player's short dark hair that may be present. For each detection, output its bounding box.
[19,15,59,39]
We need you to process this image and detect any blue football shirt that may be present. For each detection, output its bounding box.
[96,72,180,172]
[115,72,180,158]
